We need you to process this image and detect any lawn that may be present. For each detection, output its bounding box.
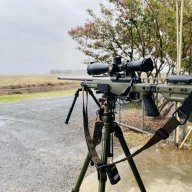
[0,89,76,103]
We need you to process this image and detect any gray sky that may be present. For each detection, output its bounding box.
[0,0,106,74]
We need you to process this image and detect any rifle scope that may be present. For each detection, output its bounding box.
[87,58,154,76]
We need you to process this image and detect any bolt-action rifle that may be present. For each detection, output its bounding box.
[59,57,192,192]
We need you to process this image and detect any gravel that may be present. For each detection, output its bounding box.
[0,96,98,192]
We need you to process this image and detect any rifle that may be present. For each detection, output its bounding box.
[59,57,192,192]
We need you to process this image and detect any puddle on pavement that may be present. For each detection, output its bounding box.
[0,121,5,127]
[81,145,192,192]
[0,116,25,126]
[0,116,6,127]
[118,146,192,192]
[138,146,192,180]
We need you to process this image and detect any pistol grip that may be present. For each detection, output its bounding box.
[142,94,160,117]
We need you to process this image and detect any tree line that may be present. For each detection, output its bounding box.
[69,0,192,77]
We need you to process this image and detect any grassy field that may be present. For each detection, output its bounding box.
[0,89,76,103]
[0,74,74,87]
[0,75,78,103]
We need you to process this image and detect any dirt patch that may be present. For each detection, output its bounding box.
[120,108,170,133]
[120,108,192,148]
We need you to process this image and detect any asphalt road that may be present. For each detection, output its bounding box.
[0,96,98,192]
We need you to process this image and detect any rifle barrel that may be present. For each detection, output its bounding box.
[58,76,110,81]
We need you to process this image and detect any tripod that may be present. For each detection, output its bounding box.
[66,86,146,192]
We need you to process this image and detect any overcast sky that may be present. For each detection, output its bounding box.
[0,0,107,74]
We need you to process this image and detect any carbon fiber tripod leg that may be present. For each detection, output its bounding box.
[98,130,109,192]
[98,104,111,192]
[72,153,91,192]
[114,123,146,192]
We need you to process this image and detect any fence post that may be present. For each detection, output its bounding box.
[118,103,121,123]
[141,100,145,131]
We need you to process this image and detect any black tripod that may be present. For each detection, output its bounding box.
[66,86,146,192]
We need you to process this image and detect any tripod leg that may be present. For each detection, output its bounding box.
[98,126,110,192]
[98,109,111,192]
[65,88,81,124]
[72,153,91,192]
[114,124,146,192]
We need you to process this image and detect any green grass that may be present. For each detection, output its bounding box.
[0,89,75,103]
[124,131,149,146]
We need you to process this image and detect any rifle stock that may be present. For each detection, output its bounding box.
[58,75,192,117]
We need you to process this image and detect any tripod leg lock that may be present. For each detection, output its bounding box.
[92,120,103,146]
[97,164,107,183]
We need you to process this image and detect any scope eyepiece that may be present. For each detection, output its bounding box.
[125,58,154,73]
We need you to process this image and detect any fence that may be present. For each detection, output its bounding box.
[117,99,191,146]
[117,101,152,134]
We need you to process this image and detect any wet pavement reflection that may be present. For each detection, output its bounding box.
[81,145,192,192]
